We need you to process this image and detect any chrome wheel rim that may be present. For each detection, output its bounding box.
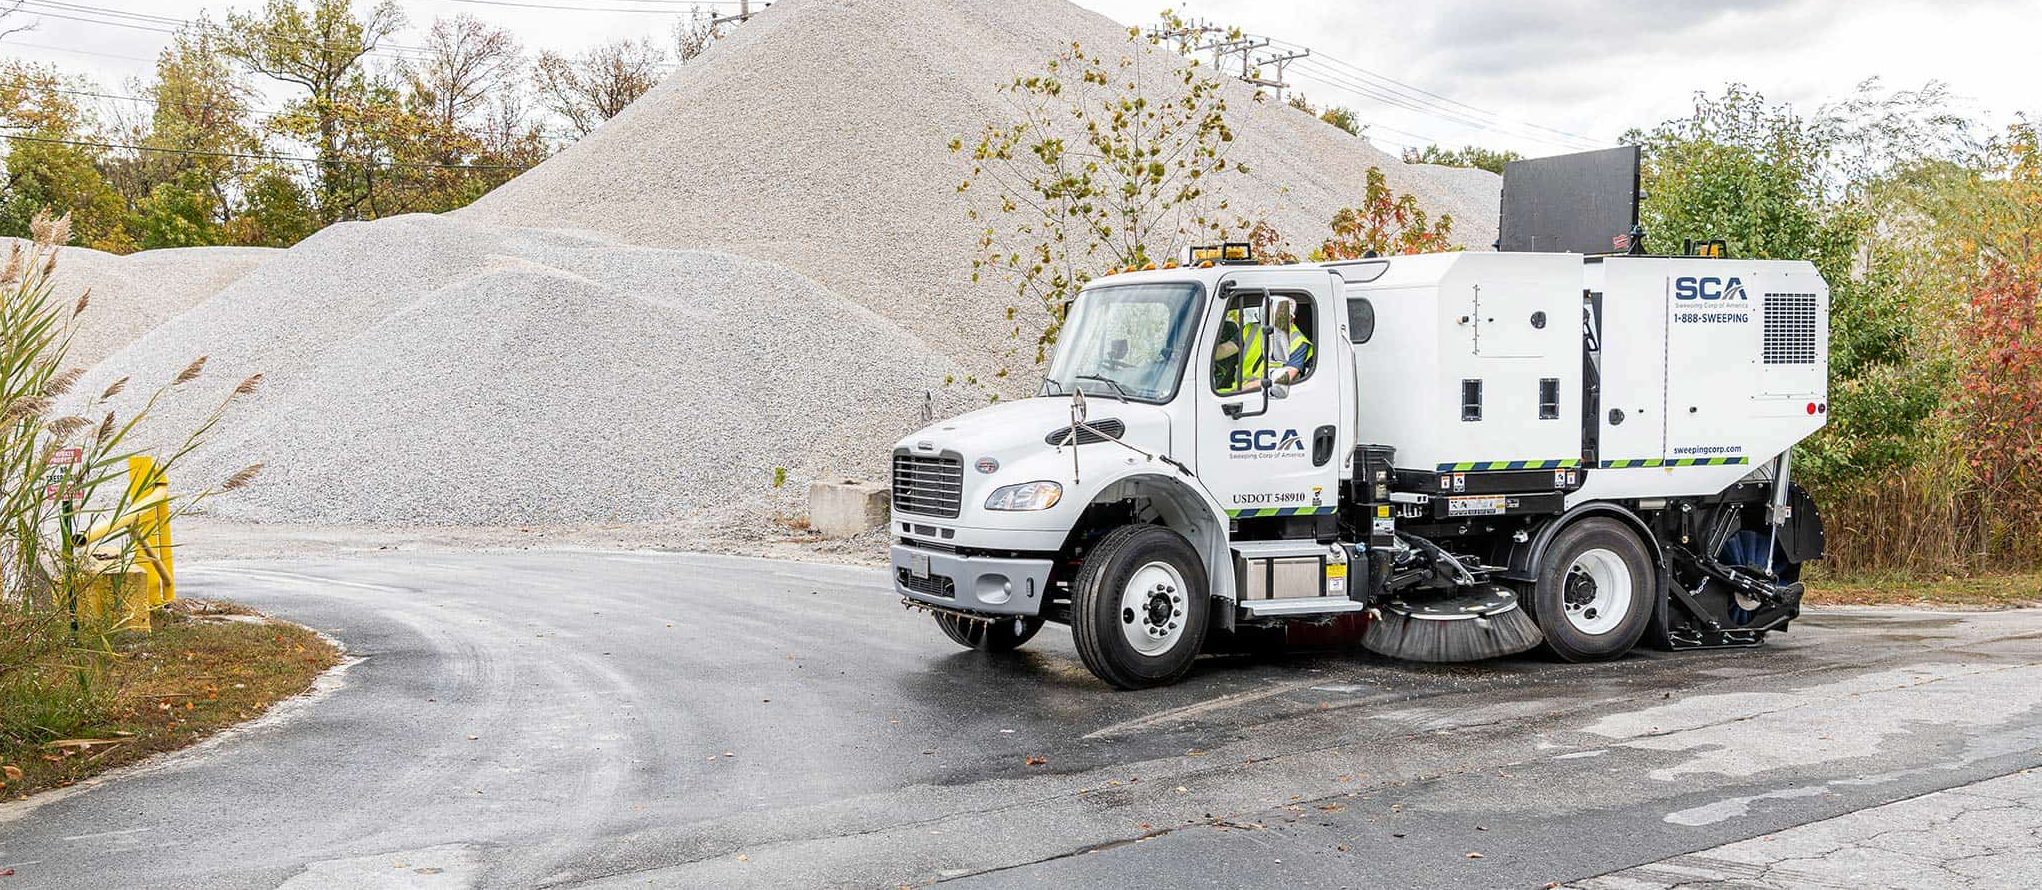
[1118,560,1188,656]
[1562,548,1632,635]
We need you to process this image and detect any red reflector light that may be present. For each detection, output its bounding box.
[1806,403,1818,415]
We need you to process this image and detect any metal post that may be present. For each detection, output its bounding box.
[1764,449,1792,575]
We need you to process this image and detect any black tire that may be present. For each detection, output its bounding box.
[1069,524,1210,689]
[1532,517,1655,662]
[933,613,1043,652]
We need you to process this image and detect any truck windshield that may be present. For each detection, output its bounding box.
[1041,283,1203,404]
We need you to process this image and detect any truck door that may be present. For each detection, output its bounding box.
[1195,279,1344,525]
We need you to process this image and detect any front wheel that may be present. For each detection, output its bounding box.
[1532,517,1655,662]
[934,613,1043,652]
[1069,524,1210,689]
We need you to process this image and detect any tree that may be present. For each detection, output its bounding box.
[408,14,522,134]
[1319,106,1361,137]
[124,24,259,246]
[220,0,405,221]
[0,0,32,40]
[0,62,130,250]
[1626,85,1914,483]
[670,6,729,64]
[1312,167,1454,260]
[533,38,665,138]
[224,166,318,247]
[954,27,1247,362]
[1402,144,1522,174]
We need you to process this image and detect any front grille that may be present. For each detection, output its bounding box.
[897,568,956,598]
[1763,293,1819,364]
[892,451,963,517]
[1043,418,1125,446]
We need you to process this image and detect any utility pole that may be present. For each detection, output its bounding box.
[1249,47,1309,101]
[712,0,763,26]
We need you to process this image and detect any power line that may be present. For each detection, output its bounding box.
[2,39,159,63]
[1272,38,1605,150]
[45,85,286,123]
[0,132,532,171]
[1288,58,1599,151]
[16,0,435,60]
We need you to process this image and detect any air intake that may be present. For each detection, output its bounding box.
[1044,418,1126,446]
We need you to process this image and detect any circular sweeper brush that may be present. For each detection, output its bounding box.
[1361,585,1545,663]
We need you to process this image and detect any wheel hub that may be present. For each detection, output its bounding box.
[1119,562,1187,656]
[1560,548,1632,636]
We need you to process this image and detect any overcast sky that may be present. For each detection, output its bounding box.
[4,0,2036,158]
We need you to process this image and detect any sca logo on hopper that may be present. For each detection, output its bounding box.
[1674,276,1747,301]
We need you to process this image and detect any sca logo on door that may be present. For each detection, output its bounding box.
[1674,276,1747,301]
[1229,429,1305,452]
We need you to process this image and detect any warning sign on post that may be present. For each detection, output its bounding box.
[44,446,84,501]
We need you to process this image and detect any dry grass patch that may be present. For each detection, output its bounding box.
[0,601,339,800]
[1805,571,2042,609]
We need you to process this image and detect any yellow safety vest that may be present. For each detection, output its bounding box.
[1243,324,1313,380]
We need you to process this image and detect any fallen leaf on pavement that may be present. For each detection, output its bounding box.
[1024,755,1047,766]
[1467,852,1485,859]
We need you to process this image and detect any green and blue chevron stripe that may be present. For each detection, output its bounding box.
[1227,505,1337,518]
[1434,459,1582,472]
[1599,456,1750,468]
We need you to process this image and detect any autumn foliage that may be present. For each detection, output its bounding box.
[1956,259,2042,562]
[1313,167,1456,260]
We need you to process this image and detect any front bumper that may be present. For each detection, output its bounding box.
[890,544,1054,617]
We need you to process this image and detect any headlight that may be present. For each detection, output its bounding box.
[985,481,1063,511]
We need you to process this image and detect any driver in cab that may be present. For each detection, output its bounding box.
[1214,297,1312,396]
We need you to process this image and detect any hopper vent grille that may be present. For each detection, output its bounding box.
[1763,293,1819,365]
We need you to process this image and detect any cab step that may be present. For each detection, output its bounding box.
[1239,598,1368,618]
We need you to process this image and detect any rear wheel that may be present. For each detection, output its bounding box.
[934,613,1043,652]
[1070,524,1210,689]
[1533,517,1655,662]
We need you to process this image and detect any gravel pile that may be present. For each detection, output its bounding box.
[465,0,1503,387]
[76,0,1506,531]
[77,214,974,525]
[8,239,278,367]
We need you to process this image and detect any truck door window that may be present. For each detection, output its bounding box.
[1212,291,1316,395]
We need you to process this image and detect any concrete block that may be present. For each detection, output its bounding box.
[809,479,890,538]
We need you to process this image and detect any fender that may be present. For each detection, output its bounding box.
[1065,468,1238,619]
[1498,500,1664,584]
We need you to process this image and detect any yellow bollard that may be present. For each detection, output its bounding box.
[77,566,152,632]
[74,458,177,632]
[124,456,175,607]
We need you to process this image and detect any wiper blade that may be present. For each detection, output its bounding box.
[1075,374,1131,403]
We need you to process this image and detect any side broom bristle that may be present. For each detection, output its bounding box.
[1363,601,1544,663]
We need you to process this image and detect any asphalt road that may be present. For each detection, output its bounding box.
[2,549,2039,889]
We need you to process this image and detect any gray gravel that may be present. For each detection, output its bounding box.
[465,0,1502,388]
[11,238,278,367]
[67,0,1502,533]
[71,214,975,526]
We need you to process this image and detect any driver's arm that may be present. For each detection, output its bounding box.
[1269,339,1311,385]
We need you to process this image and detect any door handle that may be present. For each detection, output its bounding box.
[1222,402,1244,419]
[1312,425,1336,466]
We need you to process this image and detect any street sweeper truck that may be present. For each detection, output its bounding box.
[890,152,1829,689]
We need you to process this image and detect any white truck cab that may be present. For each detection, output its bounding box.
[890,246,1830,689]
